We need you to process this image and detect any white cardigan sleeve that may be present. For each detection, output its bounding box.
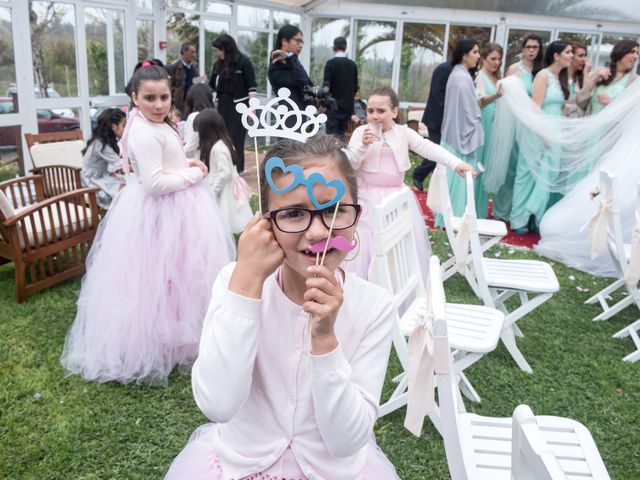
[130,127,203,196]
[406,126,462,170]
[191,264,261,422]
[310,294,395,457]
[345,125,368,170]
[208,142,233,196]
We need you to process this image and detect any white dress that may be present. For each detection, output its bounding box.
[207,140,253,234]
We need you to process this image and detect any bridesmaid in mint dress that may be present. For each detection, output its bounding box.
[476,42,503,202]
[509,41,574,234]
[492,34,544,221]
[435,38,484,227]
[577,39,638,115]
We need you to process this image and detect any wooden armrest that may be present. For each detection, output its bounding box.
[3,187,100,228]
[0,175,43,191]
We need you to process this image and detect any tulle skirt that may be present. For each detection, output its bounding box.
[164,424,400,480]
[60,181,236,385]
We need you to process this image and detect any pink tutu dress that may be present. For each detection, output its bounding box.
[165,424,399,479]
[60,113,236,386]
[347,146,431,282]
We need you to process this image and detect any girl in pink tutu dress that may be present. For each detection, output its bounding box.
[346,86,474,281]
[60,65,236,386]
[165,136,400,480]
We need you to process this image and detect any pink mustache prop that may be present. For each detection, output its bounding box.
[309,236,357,254]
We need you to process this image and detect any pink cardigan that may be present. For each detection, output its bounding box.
[347,123,462,173]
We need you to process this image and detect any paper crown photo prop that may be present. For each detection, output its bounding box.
[236,88,327,143]
[265,156,345,209]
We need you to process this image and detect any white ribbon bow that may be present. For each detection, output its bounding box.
[624,226,640,287]
[403,309,450,436]
[453,212,477,274]
[587,198,613,260]
[426,165,446,214]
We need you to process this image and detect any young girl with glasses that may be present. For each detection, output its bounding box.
[165,135,400,480]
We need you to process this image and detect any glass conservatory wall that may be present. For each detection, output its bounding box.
[310,18,351,87]
[30,1,79,98]
[355,20,396,96]
[398,22,445,103]
[84,7,126,96]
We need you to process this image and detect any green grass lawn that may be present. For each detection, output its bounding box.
[1,233,639,479]
[2,155,639,478]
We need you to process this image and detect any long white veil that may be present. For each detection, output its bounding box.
[535,128,640,277]
[484,75,640,194]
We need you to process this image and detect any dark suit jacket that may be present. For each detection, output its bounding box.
[323,55,359,118]
[267,53,312,109]
[422,62,453,143]
[166,59,199,114]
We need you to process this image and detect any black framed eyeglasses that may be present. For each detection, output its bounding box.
[264,203,361,233]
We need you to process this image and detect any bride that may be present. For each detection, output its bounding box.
[485,65,640,277]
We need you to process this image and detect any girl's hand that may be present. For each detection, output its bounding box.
[454,161,477,178]
[229,214,284,298]
[597,67,611,81]
[362,127,379,146]
[584,58,593,76]
[188,159,208,176]
[304,265,342,353]
[597,93,612,105]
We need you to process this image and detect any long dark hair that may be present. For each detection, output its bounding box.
[275,24,302,50]
[599,39,640,87]
[195,108,238,168]
[212,34,241,79]
[571,42,587,89]
[544,40,571,100]
[82,108,126,155]
[185,83,214,116]
[522,34,544,77]
[451,38,479,78]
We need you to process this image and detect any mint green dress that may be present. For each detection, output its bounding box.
[591,72,633,114]
[509,69,565,230]
[492,62,533,220]
[477,71,498,169]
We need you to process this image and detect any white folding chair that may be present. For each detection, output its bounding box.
[369,190,504,416]
[430,164,507,283]
[434,317,611,480]
[584,171,640,321]
[610,180,640,362]
[459,172,559,373]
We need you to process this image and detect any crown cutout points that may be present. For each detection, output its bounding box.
[236,88,327,143]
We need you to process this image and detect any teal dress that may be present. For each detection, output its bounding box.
[509,69,565,230]
[591,72,633,114]
[477,70,498,181]
[492,62,533,220]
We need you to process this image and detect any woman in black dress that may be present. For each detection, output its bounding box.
[209,34,257,173]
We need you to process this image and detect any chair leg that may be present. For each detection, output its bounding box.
[501,325,533,374]
[584,278,624,305]
[613,319,640,363]
[593,295,635,321]
[14,259,27,303]
[457,372,482,403]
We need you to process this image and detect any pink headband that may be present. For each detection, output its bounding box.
[140,60,152,68]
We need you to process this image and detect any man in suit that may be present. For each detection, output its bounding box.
[412,61,453,191]
[166,42,199,115]
[322,36,359,138]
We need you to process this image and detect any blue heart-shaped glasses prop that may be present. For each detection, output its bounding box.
[305,173,345,209]
[265,156,345,209]
[265,157,305,194]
